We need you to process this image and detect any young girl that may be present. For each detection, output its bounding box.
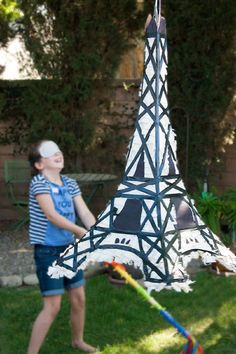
[27,140,97,354]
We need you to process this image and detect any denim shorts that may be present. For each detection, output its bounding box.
[34,244,85,296]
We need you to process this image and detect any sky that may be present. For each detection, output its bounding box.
[0,36,40,80]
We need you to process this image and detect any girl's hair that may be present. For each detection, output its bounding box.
[28,140,47,174]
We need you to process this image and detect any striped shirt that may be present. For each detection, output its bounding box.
[29,174,81,245]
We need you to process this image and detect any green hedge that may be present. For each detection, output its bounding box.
[0,1,235,189]
[165,1,235,188]
[1,0,149,170]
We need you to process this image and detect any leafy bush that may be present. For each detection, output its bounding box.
[164,1,236,187]
[0,1,235,184]
[194,191,223,235]
[1,0,149,169]
[221,188,236,232]
[0,0,22,45]
[194,187,236,237]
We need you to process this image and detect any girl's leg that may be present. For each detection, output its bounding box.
[27,295,61,354]
[68,286,97,353]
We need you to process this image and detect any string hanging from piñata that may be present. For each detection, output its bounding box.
[48,0,236,292]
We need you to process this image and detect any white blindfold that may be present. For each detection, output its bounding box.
[39,141,61,158]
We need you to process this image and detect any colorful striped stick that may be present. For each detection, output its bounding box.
[109,261,204,354]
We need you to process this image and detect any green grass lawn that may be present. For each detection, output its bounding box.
[0,271,236,354]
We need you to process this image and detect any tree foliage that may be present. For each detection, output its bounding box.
[0,0,235,186]
[0,0,22,45]
[0,0,149,170]
[166,1,236,186]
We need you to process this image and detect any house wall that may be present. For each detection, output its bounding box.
[213,98,236,192]
[220,143,236,190]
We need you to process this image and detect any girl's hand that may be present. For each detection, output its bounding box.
[74,195,96,229]
[75,227,88,239]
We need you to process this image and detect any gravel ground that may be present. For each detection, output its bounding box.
[0,222,106,280]
[0,222,35,277]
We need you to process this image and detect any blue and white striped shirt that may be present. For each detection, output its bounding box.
[29,174,81,245]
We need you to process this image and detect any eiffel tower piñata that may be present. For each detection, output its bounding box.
[49,2,236,292]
